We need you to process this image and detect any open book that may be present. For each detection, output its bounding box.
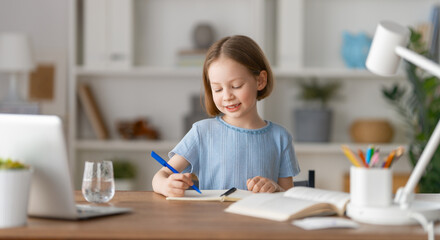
[166,189,253,202]
[224,187,350,221]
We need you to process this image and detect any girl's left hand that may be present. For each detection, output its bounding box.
[246,176,279,193]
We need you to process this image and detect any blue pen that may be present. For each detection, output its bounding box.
[151,151,202,194]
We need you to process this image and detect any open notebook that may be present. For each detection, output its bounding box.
[0,114,131,220]
[166,189,253,202]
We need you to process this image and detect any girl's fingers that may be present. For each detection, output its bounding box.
[247,177,259,191]
[247,176,278,193]
[169,173,194,186]
[260,183,276,193]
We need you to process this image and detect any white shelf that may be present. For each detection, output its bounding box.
[75,139,178,152]
[76,66,405,80]
[294,142,406,154]
[75,139,406,155]
[75,66,202,78]
[273,68,405,79]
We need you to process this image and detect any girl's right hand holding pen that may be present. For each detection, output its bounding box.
[161,172,195,197]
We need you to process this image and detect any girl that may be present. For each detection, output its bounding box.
[152,35,300,197]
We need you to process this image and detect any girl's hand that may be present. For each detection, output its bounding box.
[246,176,279,193]
[162,173,194,197]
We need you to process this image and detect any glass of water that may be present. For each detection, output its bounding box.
[82,160,115,203]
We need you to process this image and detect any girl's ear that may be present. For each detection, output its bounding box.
[257,70,268,91]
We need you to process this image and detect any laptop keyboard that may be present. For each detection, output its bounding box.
[76,204,110,214]
[76,204,132,218]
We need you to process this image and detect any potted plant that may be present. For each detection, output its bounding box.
[112,160,137,191]
[0,158,32,228]
[294,78,342,142]
[381,28,440,193]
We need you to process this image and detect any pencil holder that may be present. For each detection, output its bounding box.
[350,166,392,207]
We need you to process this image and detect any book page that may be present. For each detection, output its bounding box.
[166,189,252,201]
[284,187,350,212]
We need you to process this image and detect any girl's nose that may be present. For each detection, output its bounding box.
[223,89,234,100]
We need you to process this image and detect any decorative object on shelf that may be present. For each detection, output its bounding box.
[193,23,215,49]
[0,158,32,228]
[183,95,208,136]
[29,64,55,101]
[294,78,342,142]
[117,118,160,140]
[112,159,137,191]
[176,23,215,67]
[381,27,440,193]
[350,119,394,143]
[0,33,39,114]
[341,31,372,69]
[77,83,109,139]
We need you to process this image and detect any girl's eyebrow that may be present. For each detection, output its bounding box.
[210,78,243,84]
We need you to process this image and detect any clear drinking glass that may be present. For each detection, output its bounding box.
[82,160,115,203]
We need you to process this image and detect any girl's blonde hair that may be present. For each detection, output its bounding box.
[202,35,274,117]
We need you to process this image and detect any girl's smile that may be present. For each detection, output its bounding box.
[225,103,241,112]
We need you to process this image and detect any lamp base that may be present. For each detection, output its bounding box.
[346,201,440,225]
[0,102,39,114]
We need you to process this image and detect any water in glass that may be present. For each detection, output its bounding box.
[82,160,115,203]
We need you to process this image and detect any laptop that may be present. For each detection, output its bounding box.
[0,114,131,220]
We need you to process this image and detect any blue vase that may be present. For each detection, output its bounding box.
[341,31,372,69]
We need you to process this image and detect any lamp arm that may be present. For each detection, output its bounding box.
[395,46,440,78]
[394,119,440,208]
[393,46,440,208]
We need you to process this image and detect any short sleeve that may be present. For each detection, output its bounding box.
[279,134,300,178]
[169,123,200,174]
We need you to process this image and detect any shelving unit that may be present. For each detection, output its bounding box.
[68,0,433,190]
[75,140,402,155]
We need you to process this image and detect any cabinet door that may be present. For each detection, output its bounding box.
[83,0,133,68]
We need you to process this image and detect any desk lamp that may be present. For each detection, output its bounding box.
[347,21,440,225]
[0,33,35,103]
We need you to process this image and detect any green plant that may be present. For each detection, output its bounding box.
[297,78,342,108]
[0,158,28,169]
[382,28,440,193]
[113,160,136,179]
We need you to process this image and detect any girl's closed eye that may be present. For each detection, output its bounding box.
[232,84,243,89]
[213,88,222,93]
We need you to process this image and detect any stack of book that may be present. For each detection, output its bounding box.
[176,49,207,67]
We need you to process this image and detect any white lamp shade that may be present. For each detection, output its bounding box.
[366,21,410,76]
[0,33,35,73]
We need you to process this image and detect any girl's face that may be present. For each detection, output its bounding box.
[208,56,267,127]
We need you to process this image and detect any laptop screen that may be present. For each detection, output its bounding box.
[0,114,78,219]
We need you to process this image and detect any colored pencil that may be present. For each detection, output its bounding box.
[341,145,363,167]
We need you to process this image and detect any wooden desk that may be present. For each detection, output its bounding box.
[0,191,436,240]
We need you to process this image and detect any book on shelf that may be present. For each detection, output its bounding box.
[176,49,207,67]
[224,187,350,221]
[77,83,109,139]
[166,189,253,202]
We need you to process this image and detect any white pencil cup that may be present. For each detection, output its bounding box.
[350,166,392,207]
